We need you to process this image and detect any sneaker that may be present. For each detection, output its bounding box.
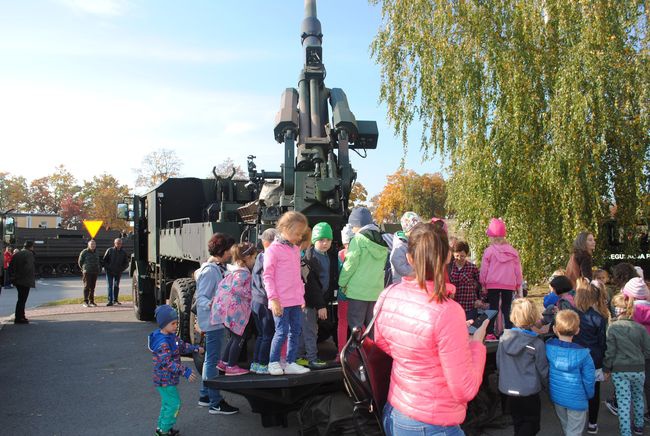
[308,359,327,369]
[198,396,210,407]
[296,358,310,367]
[82,302,89,308]
[209,399,239,415]
[225,365,250,376]
[106,302,114,307]
[633,426,643,435]
[485,334,498,341]
[284,362,310,375]
[605,399,618,416]
[587,423,598,434]
[256,364,269,375]
[216,361,226,372]
[249,362,259,374]
[89,302,97,307]
[268,361,283,376]
[155,429,179,436]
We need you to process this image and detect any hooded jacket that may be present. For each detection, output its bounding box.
[603,318,650,373]
[479,243,522,291]
[301,247,338,309]
[251,252,267,306]
[546,338,595,411]
[497,328,548,397]
[339,224,388,301]
[263,239,304,308]
[573,307,607,369]
[374,277,485,426]
[390,232,413,284]
[633,301,650,335]
[147,329,196,387]
[196,262,227,332]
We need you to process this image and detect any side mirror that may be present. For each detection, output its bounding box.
[116,203,129,220]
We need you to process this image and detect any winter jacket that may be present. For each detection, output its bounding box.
[374,277,486,426]
[497,328,548,397]
[102,246,129,274]
[263,238,304,308]
[479,243,522,291]
[148,329,197,387]
[390,232,413,284]
[603,318,650,373]
[3,250,12,270]
[251,252,267,306]
[633,301,650,335]
[78,248,101,274]
[543,292,559,308]
[210,265,252,336]
[339,225,389,301]
[9,249,35,288]
[301,247,338,310]
[546,338,595,411]
[196,262,227,332]
[573,308,607,369]
[566,252,592,288]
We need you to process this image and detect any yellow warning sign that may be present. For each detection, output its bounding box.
[83,220,104,239]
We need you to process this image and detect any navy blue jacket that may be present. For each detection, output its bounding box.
[573,308,607,369]
[546,338,595,411]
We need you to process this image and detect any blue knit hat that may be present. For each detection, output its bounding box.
[155,304,178,329]
[348,207,373,228]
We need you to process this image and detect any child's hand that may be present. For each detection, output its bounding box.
[317,308,327,320]
[188,371,198,382]
[270,299,283,317]
[198,346,205,355]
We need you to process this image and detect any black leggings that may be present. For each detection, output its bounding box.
[487,289,514,334]
[509,393,541,436]
[222,330,244,366]
[589,381,601,424]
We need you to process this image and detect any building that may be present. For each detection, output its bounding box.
[9,213,62,229]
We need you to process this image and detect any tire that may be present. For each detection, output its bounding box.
[56,263,72,275]
[132,274,155,321]
[169,278,195,344]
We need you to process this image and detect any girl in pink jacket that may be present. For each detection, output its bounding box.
[374,222,488,434]
[480,218,523,338]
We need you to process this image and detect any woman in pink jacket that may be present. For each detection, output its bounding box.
[374,222,488,435]
[480,218,523,338]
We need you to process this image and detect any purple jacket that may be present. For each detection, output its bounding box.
[263,239,305,308]
[480,243,523,291]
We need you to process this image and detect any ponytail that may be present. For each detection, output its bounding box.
[407,223,450,302]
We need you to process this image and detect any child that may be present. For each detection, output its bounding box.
[480,218,523,338]
[298,222,338,369]
[497,298,548,435]
[573,278,608,434]
[546,310,595,436]
[250,228,279,375]
[448,239,482,320]
[210,242,258,376]
[263,211,311,376]
[148,305,202,436]
[390,211,421,284]
[336,224,354,356]
[339,207,389,330]
[604,288,650,436]
[543,269,565,308]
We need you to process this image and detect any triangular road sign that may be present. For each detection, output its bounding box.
[83,220,104,239]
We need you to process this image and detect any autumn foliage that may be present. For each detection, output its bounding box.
[374,169,446,223]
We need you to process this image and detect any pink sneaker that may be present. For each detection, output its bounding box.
[225,365,250,376]
[485,334,499,341]
[216,361,226,372]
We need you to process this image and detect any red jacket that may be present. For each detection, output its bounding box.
[3,251,12,270]
[374,277,487,426]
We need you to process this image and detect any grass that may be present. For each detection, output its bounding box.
[41,295,133,307]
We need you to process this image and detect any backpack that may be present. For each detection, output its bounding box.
[298,392,359,436]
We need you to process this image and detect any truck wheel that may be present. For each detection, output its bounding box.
[170,278,195,344]
[56,264,72,275]
[132,274,155,321]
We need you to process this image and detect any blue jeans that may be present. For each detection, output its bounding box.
[383,402,465,436]
[252,302,275,365]
[200,328,224,407]
[269,305,302,363]
[106,272,121,303]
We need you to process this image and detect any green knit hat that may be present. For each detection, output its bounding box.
[311,222,333,243]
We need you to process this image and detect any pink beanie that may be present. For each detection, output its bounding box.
[430,217,448,233]
[622,277,649,301]
[486,218,507,238]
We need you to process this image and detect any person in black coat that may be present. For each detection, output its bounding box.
[9,241,36,324]
[103,238,130,306]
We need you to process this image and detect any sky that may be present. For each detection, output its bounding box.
[0,0,444,198]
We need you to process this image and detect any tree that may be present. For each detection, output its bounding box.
[27,165,81,214]
[135,148,182,189]
[0,172,29,211]
[212,157,247,180]
[59,194,87,227]
[349,182,368,207]
[371,1,649,281]
[81,174,131,232]
[374,169,447,223]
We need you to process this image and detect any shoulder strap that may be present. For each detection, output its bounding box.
[362,284,397,340]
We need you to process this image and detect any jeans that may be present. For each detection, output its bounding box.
[82,272,98,304]
[383,402,465,436]
[200,328,224,407]
[487,289,513,334]
[15,285,30,321]
[298,307,318,362]
[252,302,274,365]
[106,272,122,303]
[3,268,11,287]
[269,305,302,363]
[156,386,181,432]
[553,404,587,436]
[347,299,375,331]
